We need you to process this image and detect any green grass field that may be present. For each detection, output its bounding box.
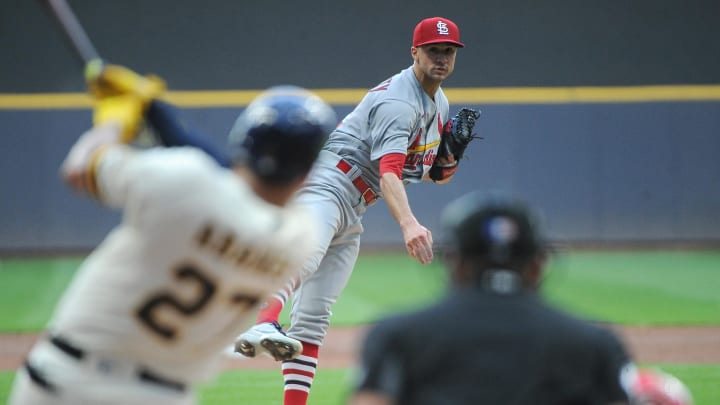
[0,250,718,404]
[2,366,718,404]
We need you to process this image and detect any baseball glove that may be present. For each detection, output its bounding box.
[429,107,481,182]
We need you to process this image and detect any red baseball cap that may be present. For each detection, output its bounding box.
[412,17,464,48]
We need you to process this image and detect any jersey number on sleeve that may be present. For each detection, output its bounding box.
[136,263,259,340]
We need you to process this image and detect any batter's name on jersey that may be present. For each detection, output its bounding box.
[195,224,290,278]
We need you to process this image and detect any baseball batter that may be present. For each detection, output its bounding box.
[8,82,336,404]
[232,16,475,405]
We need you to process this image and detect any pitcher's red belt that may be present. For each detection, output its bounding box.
[336,159,378,205]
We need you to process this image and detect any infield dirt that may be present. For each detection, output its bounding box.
[2,325,719,371]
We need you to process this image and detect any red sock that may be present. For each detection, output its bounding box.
[256,282,296,324]
[282,342,319,405]
[256,297,284,324]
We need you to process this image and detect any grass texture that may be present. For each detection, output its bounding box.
[542,250,720,324]
[1,250,719,331]
[1,365,717,404]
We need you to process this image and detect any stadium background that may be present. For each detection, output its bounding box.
[0,0,719,403]
[1,0,719,252]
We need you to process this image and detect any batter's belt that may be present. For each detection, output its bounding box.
[335,158,378,206]
[24,334,187,394]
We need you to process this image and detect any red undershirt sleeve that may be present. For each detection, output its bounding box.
[379,153,405,178]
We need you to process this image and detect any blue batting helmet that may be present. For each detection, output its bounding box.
[228,85,337,184]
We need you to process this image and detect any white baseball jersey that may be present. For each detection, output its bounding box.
[48,146,316,384]
[325,65,450,194]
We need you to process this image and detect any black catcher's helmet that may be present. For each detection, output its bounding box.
[228,85,337,184]
[441,192,546,268]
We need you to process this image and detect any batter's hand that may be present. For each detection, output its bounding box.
[85,61,166,143]
[85,60,166,101]
[401,220,434,264]
[61,122,123,194]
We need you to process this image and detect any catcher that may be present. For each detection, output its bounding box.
[352,193,630,405]
[352,193,695,405]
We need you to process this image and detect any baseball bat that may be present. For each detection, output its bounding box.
[38,0,100,65]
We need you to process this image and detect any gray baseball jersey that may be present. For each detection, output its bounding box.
[287,66,450,345]
[325,65,450,193]
[11,146,316,404]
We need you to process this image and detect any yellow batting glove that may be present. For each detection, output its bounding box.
[85,59,166,101]
[92,95,145,143]
[85,59,166,143]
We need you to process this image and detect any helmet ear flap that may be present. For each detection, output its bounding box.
[228,86,337,185]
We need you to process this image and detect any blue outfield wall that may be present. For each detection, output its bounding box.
[2,0,718,252]
[1,100,719,252]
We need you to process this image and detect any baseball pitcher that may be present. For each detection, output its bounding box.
[233,16,481,405]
